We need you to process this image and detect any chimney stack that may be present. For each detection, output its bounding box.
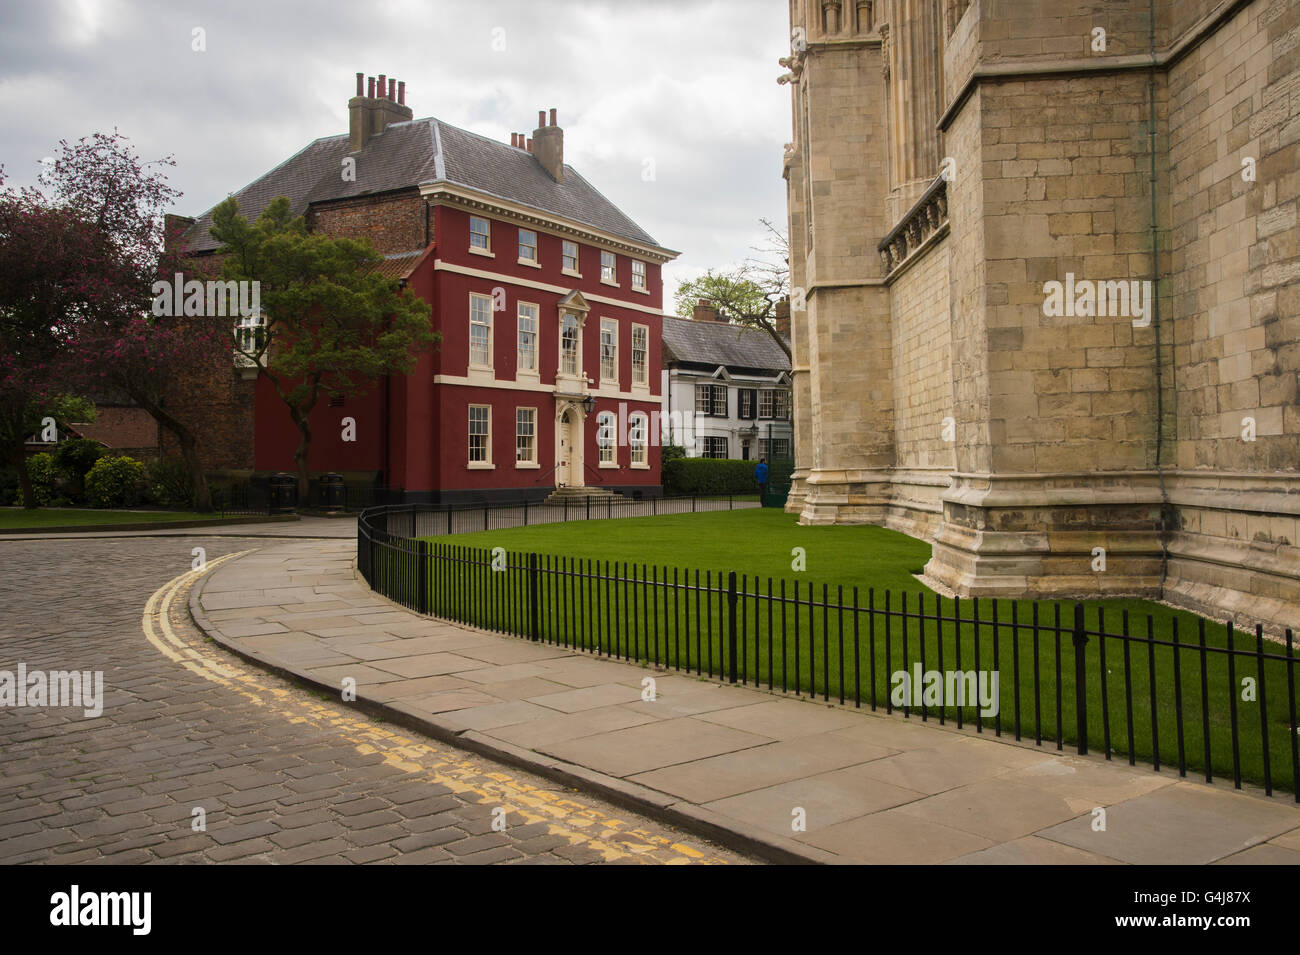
[774,298,791,338]
[693,299,721,323]
[349,72,414,152]
[532,106,563,182]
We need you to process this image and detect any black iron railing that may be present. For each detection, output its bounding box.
[212,482,271,518]
[357,505,1299,798]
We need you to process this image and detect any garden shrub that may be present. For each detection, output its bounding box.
[662,457,763,496]
[54,439,106,481]
[15,453,58,507]
[148,455,196,508]
[84,456,147,508]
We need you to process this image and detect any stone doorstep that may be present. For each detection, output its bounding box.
[189,543,1300,866]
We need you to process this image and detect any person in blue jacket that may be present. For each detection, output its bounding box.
[754,456,769,498]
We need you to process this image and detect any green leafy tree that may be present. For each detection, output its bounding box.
[0,393,96,509]
[210,196,438,497]
[673,218,791,360]
[1,133,223,511]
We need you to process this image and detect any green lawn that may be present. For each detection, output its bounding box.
[373,508,1299,794]
[0,508,217,529]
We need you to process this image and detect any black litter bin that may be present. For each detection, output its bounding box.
[320,473,345,513]
[269,473,297,514]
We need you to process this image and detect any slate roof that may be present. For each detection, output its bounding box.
[661,315,791,374]
[181,118,662,254]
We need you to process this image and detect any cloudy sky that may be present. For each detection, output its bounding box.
[0,0,793,301]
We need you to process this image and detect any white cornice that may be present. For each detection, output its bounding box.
[419,182,679,263]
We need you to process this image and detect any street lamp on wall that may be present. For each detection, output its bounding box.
[581,395,596,416]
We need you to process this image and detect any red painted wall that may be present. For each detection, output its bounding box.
[253,373,386,473]
[251,203,666,496]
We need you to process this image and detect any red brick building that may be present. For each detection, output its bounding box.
[179,75,677,503]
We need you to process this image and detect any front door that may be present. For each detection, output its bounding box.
[557,410,584,488]
[558,412,571,486]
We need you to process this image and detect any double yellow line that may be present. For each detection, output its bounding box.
[139,553,732,865]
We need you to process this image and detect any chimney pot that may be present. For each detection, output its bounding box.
[538,110,545,128]
[356,72,364,96]
[693,300,720,323]
[510,133,517,147]
[549,108,557,126]
[526,138,533,151]
[352,71,413,152]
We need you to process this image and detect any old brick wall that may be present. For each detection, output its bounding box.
[307,190,432,255]
[74,406,160,457]
[158,365,255,471]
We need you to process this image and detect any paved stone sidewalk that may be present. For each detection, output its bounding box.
[195,539,1300,865]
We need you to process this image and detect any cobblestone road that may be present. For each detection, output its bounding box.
[0,537,751,864]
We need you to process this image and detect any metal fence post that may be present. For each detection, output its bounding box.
[483,505,489,531]
[529,552,540,642]
[727,571,738,683]
[586,496,591,521]
[418,539,429,615]
[524,499,529,526]
[1073,602,1089,756]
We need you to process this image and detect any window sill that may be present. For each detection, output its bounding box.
[631,285,650,295]
[600,278,620,288]
[515,461,540,469]
[467,462,495,470]
[631,463,650,470]
[598,461,619,469]
[517,258,541,268]
[562,269,583,279]
[468,247,495,259]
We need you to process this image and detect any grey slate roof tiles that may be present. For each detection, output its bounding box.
[660,315,791,373]
[182,117,659,253]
